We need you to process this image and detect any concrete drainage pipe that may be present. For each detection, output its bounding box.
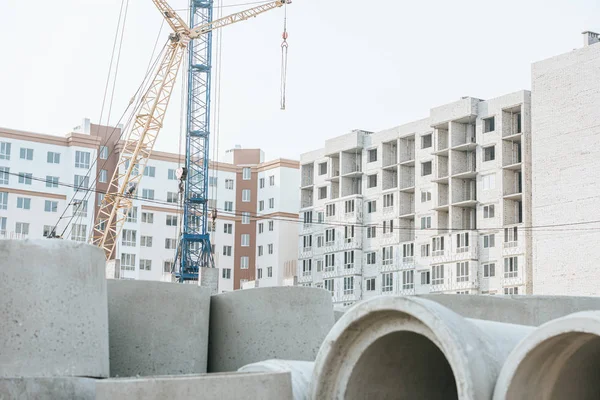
[494,311,600,400]
[311,296,533,400]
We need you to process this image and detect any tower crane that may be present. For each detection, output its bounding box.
[91,0,291,278]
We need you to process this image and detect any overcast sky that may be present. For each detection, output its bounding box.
[0,0,598,161]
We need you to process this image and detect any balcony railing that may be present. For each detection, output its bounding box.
[503,241,518,248]
[402,256,415,263]
[433,250,445,257]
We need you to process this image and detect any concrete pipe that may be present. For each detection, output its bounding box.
[311,296,533,400]
[107,280,211,377]
[0,239,109,378]
[494,311,600,400]
[239,359,314,400]
[208,287,335,372]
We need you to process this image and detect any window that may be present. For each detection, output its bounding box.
[0,142,11,160]
[47,151,60,164]
[326,204,335,217]
[421,133,432,149]
[483,263,496,278]
[504,287,519,295]
[456,232,469,249]
[163,261,174,273]
[366,226,376,239]
[268,243,273,254]
[224,201,233,212]
[367,174,377,188]
[344,276,354,295]
[325,228,335,244]
[367,148,377,163]
[366,252,376,265]
[20,148,34,160]
[166,215,178,226]
[268,220,274,231]
[141,188,155,200]
[165,238,177,249]
[420,216,432,229]
[403,243,414,259]
[222,223,232,234]
[483,146,496,162]
[383,193,394,208]
[366,200,376,213]
[269,198,274,208]
[483,116,495,133]
[456,262,469,282]
[71,224,86,242]
[17,197,31,210]
[303,211,313,225]
[120,253,136,271]
[505,227,518,243]
[482,174,496,190]
[139,259,152,271]
[258,223,264,234]
[125,206,137,223]
[0,192,7,210]
[242,189,251,202]
[302,259,312,276]
[259,177,265,188]
[121,229,137,246]
[324,279,334,295]
[483,234,495,248]
[222,268,232,279]
[223,245,232,256]
[241,256,249,269]
[44,200,57,212]
[141,212,154,223]
[167,192,178,204]
[168,169,177,180]
[242,167,251,180]
[318,162,327,175]
[344,199,355,214]
[420,190,432,203]
[382,219,394,234]
[483,204,495,219]
[140,236,153,247]
[0,167,9,185]
[344,225,355,242]
[267,266,273,277]
[73,175,89,191]
[19,173,33,185]
[366,278,376,291]
[382,246,393,265]
[225,179,234,190]
[382,273,393,292]
[257,268,264,279]
[421,271,431,285]
[42,225,55,237]
[95,169,107,184]
[44,176,58,188]
[403,270,414,289]
[504,257,518,278]
[303,235,312,250]
[258,200,264,211]
[207,176,217,187]
[99,146,108,160]
[421,161,432,176]
[241,234,250,246]
[318,187,327,200]
[258,245,264,256]
[344,251,354,268]
[317,212,324,223]
[75,151,90,168]
[325,253,335,271]
[269,175,275,186]
[15,222,29,236]
[421,244,430,257]
[432,237,445,254]
[432,265,444,285]
[242,212,250,224]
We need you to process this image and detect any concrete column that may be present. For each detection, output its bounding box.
[239,360,314,400]
[0,240,109,378]
[107,280,211,377]
[494,311,600,400]
[311,296,533,399]
[208,287,335,372]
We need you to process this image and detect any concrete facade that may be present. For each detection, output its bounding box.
[531,33,600,295]
[298,92,532,305]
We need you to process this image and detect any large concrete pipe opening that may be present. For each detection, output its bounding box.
[346,331,457,399]
[311,296,533,399]
[494,311,600,400]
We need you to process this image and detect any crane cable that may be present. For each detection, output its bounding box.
[279,1,289,110]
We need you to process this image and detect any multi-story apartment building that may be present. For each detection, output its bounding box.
[0,119,300,293]
[298,91,532,305]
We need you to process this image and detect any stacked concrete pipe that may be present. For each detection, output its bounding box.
[311,295,534,399]
[494,311,600,400]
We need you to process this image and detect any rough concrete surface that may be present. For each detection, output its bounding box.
[0,240,109,378]
[95,372,293,400]
[239,359,314,400]
[312,296,533,400]
[418,294,600,326]
[0,377,96,400]
[208,286,335,372]
[107,280,211,377]
[494,311,600,400]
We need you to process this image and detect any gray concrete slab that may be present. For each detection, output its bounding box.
[95,372,293,400]
[107,280,211,377]
[0,240,109,378]
[208,287,335,372]
[0,377,96,400]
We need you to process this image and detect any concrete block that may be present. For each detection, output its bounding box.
[107,280,211,377]
[312,295,533,399]
[0,377,96,400]
[494,311,600,400]
[0,240,109,378]
[418,294,600,326]
[239,359,313,400]
[208,287,335,372]
[198,266,219,295]
[95,372,293,400]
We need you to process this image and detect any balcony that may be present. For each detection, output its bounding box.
[399,174,415,192]
[398,287,416,296]
[399,136,415,165]
[382,141,398,169]
[450,122,477,152]
[451,153,476,179]
[298,273,312,283]
[432,157,449,183]
[502,106,523,140]
[300,164,314,188]
[433,128,449,156]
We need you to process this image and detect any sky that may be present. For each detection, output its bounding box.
[0,0,598,162]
